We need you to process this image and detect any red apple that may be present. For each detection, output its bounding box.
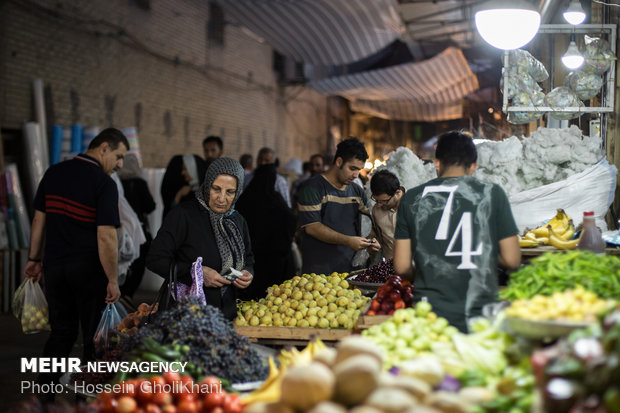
[381,300,394,312]
[371,299,380,311]
[389,290,401,302]
[394,299,406,310]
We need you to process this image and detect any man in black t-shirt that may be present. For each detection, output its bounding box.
[394,131,521,332]
[23,128,129,397]
[298,137,380,274]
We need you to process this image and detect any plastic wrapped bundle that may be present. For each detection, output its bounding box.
[507,89,545,124]
[582,35,616,75]
[501,69,541,99]
[507,49,549,82]
[564,70,603,100]
[545,86,582,120]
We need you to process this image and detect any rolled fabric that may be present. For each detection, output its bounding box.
[50,125,63,165]
[71,124,83,153]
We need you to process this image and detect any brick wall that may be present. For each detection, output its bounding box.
[0,0,330,167]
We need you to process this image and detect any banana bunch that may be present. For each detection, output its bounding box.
[519,209,578,249]
[242,339,327,406]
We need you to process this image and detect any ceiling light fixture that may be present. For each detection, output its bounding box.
[563,0,586,25]
[475,1,541,50]
[562,35,584,69]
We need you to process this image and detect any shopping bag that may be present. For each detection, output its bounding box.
[12,278,27,320]
[93,302,122,358]
[20,280,51,334]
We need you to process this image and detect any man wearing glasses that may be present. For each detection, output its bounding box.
[369,170,404,260]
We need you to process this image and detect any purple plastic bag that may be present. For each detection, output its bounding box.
[170,257,207,305]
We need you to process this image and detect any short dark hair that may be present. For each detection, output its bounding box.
[88,128,130,151]
[370,170,401,196]
[435,130,477,168]
[239,153,252,169]
[334,137,368,165]
[310,154,324,163]
[302,161,311,173]
[258,147,274,157]
[202,135,223,150]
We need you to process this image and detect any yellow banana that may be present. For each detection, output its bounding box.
[519,237,539,248]
[560,220,575,241]
[535,236,549,245]
[530,209,571,237]
[242,375,283,405]
[548,226,580,250]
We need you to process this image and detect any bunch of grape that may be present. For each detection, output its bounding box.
[119,296,268,383]
[352,259,395,283]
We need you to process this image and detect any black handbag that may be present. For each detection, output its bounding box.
[153,261,180,313]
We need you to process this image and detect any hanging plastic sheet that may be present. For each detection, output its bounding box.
[5,164,31,248]
[32,79,49,172]
[122,127,142,168]
[22,122,45,199]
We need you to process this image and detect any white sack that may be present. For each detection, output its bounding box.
[509,159,617,233]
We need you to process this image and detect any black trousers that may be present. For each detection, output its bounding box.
[37,258,107,395]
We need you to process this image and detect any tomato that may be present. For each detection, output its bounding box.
[210,408,224,413]
[98,391,115,403]
[144,404,162,413]
[150,376,166,388]
[99,397,118,413]
[116,396,137,413]
[163,371,182,385]
[136,381,154,405]
[177,400,197,413]
[121,381,137,397]
[179,375,195,394]
[161,405,177,413]
[222,394,242,413]
[202,391,225,409]
[199,376,221,392]
[176,393,196,404]
[152,392,173,406]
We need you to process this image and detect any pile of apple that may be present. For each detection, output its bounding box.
[366,275,414,316]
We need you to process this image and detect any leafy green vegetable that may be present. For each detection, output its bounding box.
[500,251,620,300]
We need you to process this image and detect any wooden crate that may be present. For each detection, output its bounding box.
[354,299,391,331]
[235,326,353,346]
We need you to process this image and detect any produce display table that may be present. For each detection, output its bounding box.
[354,313,389,330]
[235,326,353,346]
[520,245,620,257]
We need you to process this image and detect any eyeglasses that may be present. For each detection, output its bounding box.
[371,194,394,205]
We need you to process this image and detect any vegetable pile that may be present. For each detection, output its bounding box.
[93,373,242,413]
[499,250,620,301]
[532,304,620,413]
[120,296,268,383]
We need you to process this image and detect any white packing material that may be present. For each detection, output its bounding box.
[111,172,146,280]
[509,159,617,233]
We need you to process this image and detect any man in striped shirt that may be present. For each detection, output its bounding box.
[24,128,129,397]
[298,137,379,275]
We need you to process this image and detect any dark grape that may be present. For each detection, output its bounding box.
[352,259,396,283]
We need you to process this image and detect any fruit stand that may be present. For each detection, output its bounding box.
[11,250,620,413]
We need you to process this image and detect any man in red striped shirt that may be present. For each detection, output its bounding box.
[24,128,129,398]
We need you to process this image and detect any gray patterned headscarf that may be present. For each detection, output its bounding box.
[195,157,245,276]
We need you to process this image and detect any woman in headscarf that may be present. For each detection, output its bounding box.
[236,163,296,300]
[160,154,207,220]
[147,157,254,320]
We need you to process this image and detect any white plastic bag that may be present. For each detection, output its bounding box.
[20,280,51,334]
[509,160,617,233]
[93,303,122,358]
